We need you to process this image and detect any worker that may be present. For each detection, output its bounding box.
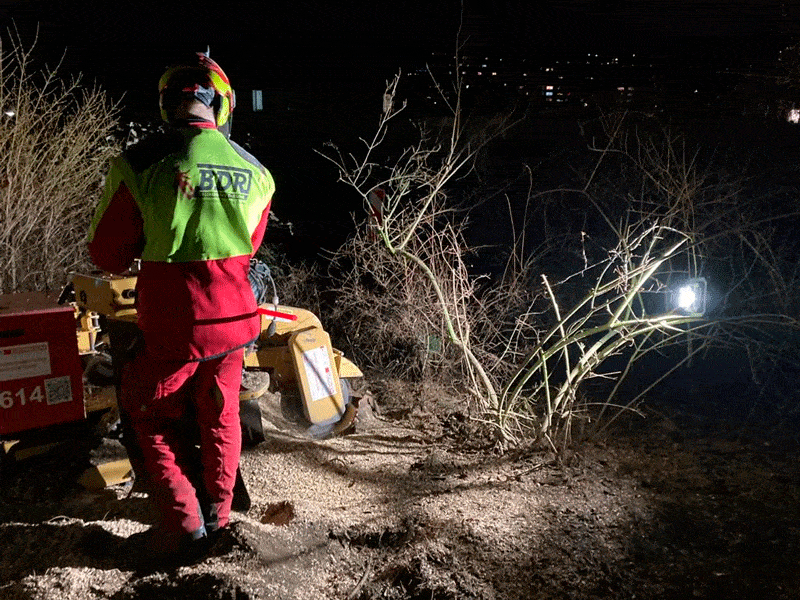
[87,53,274,560]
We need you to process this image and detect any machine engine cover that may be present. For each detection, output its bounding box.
[71,273,137,321]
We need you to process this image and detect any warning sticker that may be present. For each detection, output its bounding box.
[0,342,51,382]
[301,346,337,402]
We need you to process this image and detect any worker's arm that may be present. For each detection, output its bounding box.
[249,199,272,255]
[88,179,145,274]
[248,165,275,254]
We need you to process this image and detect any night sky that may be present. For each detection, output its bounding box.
[2,0,800,246]
[1,0,461,110]
[2,0,799,112]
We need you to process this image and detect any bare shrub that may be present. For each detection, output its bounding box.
[320,71,525,413]
[501,112,800,445]
[258,244,323,317]
[321,71,800,449]
[0,31,118,293]
[326,208,480,381]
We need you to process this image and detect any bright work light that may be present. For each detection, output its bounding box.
[677,286,697,310]
[671,277,707,316]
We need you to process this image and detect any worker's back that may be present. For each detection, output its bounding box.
[89,122,275,360]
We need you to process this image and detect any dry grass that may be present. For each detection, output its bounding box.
[0,31,118,293]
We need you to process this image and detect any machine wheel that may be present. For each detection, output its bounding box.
[0,440,8,480]
[240,370,271,447]
[240,398,266,447]
[82,352,115,387]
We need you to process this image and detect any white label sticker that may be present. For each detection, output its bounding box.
[301,346,337,402]
[0,342,51,382]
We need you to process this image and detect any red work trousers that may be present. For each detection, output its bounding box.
[120,348,244,536]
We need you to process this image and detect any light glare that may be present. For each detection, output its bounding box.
[677,286,697,310]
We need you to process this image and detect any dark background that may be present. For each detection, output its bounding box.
[3,0,799,113]
[2,0,800,256]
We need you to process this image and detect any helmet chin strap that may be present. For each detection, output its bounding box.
[218,117,232,139]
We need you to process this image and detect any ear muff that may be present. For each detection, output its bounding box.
[202,55,234,127]
[158,65,183,122]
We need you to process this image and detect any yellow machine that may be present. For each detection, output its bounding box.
[69,271,363,436]
[43,270,362,490]
[3,267,363,494]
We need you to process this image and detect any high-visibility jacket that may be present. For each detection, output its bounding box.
[88,119,274,360]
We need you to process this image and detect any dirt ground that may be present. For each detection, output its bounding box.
[1,376,799,600]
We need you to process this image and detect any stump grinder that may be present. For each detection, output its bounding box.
[0,267,363,494]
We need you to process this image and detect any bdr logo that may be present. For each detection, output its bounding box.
[196,163,252,200]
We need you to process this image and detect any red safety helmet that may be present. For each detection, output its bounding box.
[158,53,235,128]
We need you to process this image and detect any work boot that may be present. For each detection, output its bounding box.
[121,524,210,571]
[178,525,212,564]
[201,502,220,533]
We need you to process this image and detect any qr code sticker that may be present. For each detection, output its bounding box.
[45,376,73,405]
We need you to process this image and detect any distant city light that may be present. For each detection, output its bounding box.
[251,90,263,112]
[3,110,14,117]
[419,49,779,113]
[788,109,800,123]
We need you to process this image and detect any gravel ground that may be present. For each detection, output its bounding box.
[1,378,799,599]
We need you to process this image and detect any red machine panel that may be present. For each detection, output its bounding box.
[0,292,85,436]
